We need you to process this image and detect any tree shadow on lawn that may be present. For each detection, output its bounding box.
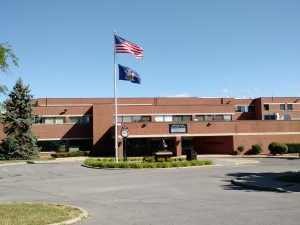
[221,171,300,193]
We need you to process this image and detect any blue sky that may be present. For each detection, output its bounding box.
[1,0,300,99]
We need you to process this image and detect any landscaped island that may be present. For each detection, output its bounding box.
[83,158,213,169]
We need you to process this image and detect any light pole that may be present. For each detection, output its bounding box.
[121,126,129,162]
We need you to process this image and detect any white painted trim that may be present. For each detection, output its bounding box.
[119,104,153,106]
[37,138,92,141]
[37,115,92,117]
[126,132,300,138]
[116,113,234,116]
[39,104,93,106]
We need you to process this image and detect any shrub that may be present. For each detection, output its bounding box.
[286,143,300,153]
[237,145,244,152]
[161,162,170,168]
[269,142,288,155]
[83,158,213,169]
[118,162,130,168]
[127,157,143,162]
[0,136,18,160]
[251,144,263,155]
[204,160,213,165]
[130,163,143,169]
[177,161,189,167]
[166,158,174,162]
[156,157,166,162]
[142,162,157,168]
[143,156,155,163]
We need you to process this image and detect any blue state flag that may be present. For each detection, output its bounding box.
[118,64,141,84]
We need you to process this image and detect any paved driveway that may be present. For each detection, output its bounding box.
[0,158,299,225]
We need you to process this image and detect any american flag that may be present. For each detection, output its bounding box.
[115,35,143,59]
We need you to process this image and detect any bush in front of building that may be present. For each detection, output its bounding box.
[250,144,263,155]
[51,151,90,158]
[286,143,300,153]
[268,142,288,155]
[237,145,245,153]
[83,158,213,169]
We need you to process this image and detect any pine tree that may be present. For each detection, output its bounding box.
[0,78,39,159]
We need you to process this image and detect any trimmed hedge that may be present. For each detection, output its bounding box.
[51,151,90,158]
[268,142,288,155]
[286,143,300,153]
[237,145,245,153]
[251,144,263,155]
[83,158,213,169]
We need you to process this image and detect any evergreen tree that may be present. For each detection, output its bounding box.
[0,78,39,159]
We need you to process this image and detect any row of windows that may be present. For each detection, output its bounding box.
[235,105,255,113]
[117,116,151,123]
[154,115,192,122]
[195,114,232,121]
[39,116,90,124]
[264,104,293,111]
[117,114,232,123]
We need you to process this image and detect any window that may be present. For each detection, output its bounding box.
[223,115,232,121]
[154,115,172,122]
[173,115,192,122]
[280,104,285,111]
[205,115,213,121]
[287,104,293,111]
[118,116,152,122]
[264,114,277,120]
[235,105,255,112]
[154,115,192,122]
[263,104,269,111]
[154,116,164,122]
[213,115,223,121]
[122,116,132,123]
[195,115,205,121]
[195,114,232,121]
[141,116,151,122]
[248,105,255,112]
[69,116,90,124]
[117,116,122,123]
[164,115,173,122]
[41,117,65,124]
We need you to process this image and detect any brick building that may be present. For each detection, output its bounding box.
[1,97,300,156]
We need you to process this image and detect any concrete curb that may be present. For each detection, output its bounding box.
[48,204,89,225]
[0,162,27,167]
[0,157,87,167]
[231,178,289,193]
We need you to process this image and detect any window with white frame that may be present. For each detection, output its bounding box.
[41,117,65,124]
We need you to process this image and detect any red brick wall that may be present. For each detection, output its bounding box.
[194,136,234,154]
[32,124,92,140]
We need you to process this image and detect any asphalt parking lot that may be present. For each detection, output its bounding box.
[0,158,299,225]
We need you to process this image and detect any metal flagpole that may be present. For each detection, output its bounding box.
[113,30,119,163]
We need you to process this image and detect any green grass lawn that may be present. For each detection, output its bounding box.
[0,202,83,225]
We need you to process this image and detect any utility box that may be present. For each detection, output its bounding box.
[186,149,197,161]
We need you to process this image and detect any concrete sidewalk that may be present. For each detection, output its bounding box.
[231,171,300,193]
